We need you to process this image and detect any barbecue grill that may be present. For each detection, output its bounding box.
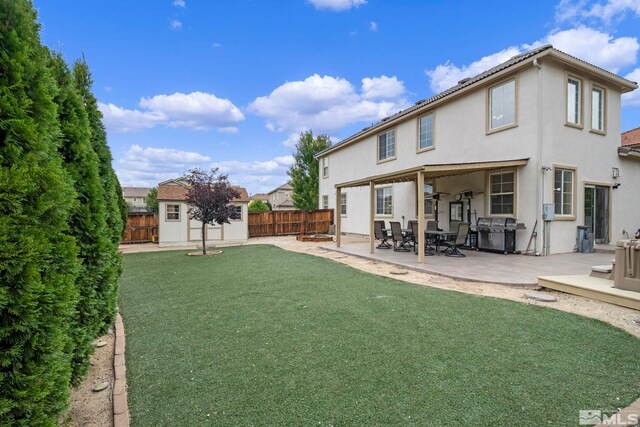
[476,217,517,254]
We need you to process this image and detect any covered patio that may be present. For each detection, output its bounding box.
[322,239,614,286]
[334,158,530,263]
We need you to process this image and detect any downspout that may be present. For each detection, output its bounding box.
[533,58,544,256]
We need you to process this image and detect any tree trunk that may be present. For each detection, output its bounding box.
[201,222,206,255]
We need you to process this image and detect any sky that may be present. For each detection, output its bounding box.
[34,0,640,195]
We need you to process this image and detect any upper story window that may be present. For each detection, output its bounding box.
[375,187,393,216]
[166,204,181,221]
[567,76,582,126]
[591,85,606,133]
[554,167,575,217]
[489,171,514,215]
[322,157,329,178]
[340,193,347,216]
[489,79,515,131]
[322,195,329,209]
[418,113,434,151]
[377,129,396,162]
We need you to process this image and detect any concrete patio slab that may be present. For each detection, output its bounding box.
[321,242,615,286]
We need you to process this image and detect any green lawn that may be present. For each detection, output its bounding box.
[120,245,640,426]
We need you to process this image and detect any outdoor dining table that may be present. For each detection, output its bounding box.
[426,230,457,255]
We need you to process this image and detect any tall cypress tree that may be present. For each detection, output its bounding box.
[0,0,79,424]
[73,56,125,331]
[288,130,332,210]
[50,52,112,383]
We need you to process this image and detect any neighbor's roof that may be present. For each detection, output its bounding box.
[157,180,249,202]
[267,182,293,194]
[622,127,640,148]
[275,199,295,208]
[122,187,151,198]
[316,45,638,158]
[250,193,270,201]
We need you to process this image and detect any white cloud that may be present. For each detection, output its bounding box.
[361,76,405,99]
[212,42,222,48]
[173,0,186,7]
[282,133,302,149]
[98,103,166,133]
[170,20,182,30]
[426,47,521,93]
[556,0,640,24]
[426,26,639,94]
[249,74,409,133]
[211,156,295,193]
[116,145,210,187]
[307,0,366,11]
[622,67,640,106]
[99,91,244,133]
[369,21,378,32]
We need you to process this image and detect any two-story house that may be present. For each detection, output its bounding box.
[268,182,296,210]
[122,187,151,212]
[317,45,639,258]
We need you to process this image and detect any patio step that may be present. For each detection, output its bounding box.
[590,264,613,280]
[538,275,640,310]
[594,244,615,254]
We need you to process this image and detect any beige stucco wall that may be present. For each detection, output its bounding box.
[158,201,248,246]
[319,56,636,254]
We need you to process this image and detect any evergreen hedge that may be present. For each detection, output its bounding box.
[0,1,126,424]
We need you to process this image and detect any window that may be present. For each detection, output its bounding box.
[567,76,582,126]
[418,114,434,150]
[554,168,574,216]
[133,197,137,202]
[340,193,347,216]
[591,86,605,132]
[322,195,328,209]
[489,172,514,215]
[232,205,242,221]
[322,157,329,178]
[489,79,515,130]
[166,204,180,221]
[375,187,393,216]
[378,129,396,162]
[142,197,146,203]
[423,183,434,215]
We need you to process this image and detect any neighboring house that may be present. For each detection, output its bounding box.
[157,178,250,247]
[268,183,297,210]
[122,187,151,212]
[621,127,640,149]
[250,193,270,203]
[317,44,639,255]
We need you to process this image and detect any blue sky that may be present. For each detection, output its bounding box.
[35,0,640,194]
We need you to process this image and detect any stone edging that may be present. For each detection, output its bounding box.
[113,313,129,426]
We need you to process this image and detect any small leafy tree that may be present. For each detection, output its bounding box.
[248,199,270,212]
[146,187,159,213]
[184,168,240,255]
[288,130,331,210]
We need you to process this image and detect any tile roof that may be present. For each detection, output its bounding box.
[622,127,640,148]
[268,182,293,194]
[316,44,638,157]
[122,187,151,198]
[157,182,249,202]
[250,193,270,201]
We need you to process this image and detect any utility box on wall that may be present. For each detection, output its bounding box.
[542,203,555,221]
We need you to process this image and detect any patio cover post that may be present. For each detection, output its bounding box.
[417,171,425,263]
[369,181,375,254]
[335,187,341,247]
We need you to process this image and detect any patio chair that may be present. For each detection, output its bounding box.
[374,220,391,249]
[407,220,417,247]
[410,221,435,256]
[390,221,410,252]
[426,220,438,252]
[443,222,470,257]
[446,221,462,245]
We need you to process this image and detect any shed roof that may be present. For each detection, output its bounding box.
[157,179,249,202]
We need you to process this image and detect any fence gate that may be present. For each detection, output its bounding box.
[122,213,158,243]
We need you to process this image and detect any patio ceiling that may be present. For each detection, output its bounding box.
[335,158,530,189]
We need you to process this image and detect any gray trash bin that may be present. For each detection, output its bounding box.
[577,226,594,253]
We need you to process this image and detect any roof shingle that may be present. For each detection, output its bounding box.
[622,127,640,148]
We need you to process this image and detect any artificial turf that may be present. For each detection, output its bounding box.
[119,245,640,426]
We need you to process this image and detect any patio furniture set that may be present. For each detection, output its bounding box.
[374,220,470,257]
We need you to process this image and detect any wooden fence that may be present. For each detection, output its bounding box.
[248,209,334,238]
[122,213,158,244]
